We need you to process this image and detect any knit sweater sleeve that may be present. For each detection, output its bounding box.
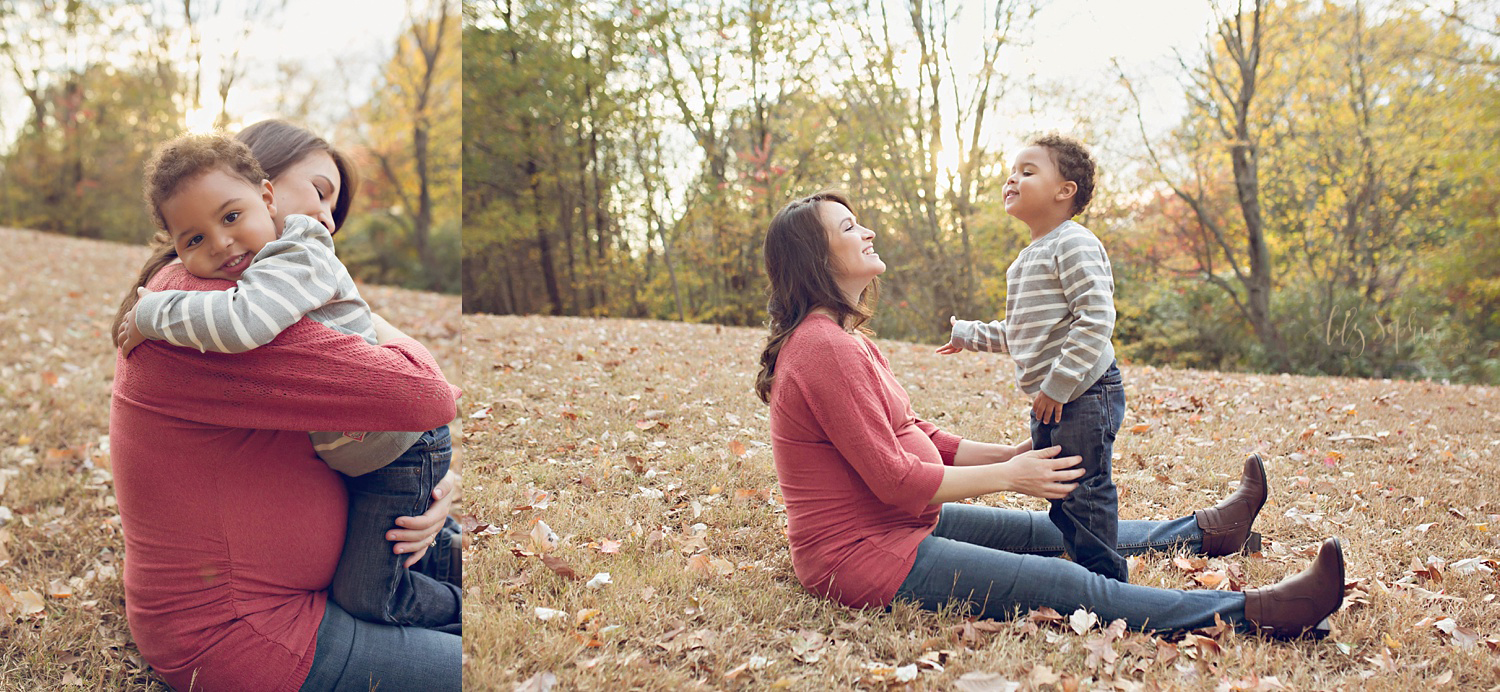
[784,327,944,516]
[949,318,1008,353]
[115,264,459,433]
[133,216,345,354]
[1039,228,1116,402]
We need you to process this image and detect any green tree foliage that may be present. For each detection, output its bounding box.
[0,3,182,242]
[341,1,463,294]
[1128,0,1499,381]
[461,0,1497,383]
[463,0,1040,336]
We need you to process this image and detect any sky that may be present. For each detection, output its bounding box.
[0,0,413,146]
[1,0,1220,169]
[896,0,1221,180]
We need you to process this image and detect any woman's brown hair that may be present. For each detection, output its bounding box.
[754,190,879,404]
[236,119,360,231]
[112,134,268,348]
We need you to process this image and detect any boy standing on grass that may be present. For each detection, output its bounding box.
[937,134,1129,582]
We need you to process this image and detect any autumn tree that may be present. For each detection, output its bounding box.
[342,0,461,293]
[1129,0,1498,377]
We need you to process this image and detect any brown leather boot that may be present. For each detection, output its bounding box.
[1195,453,1268,556]
[1243,537,1345,639]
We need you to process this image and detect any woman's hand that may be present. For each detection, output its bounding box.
[388,468,461,567]
[999,445,1084,500]
[931,444,1082,503]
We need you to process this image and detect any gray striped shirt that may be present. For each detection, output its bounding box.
[949,220,1116,403]
[136,214,377,351]
[134,214,421,475]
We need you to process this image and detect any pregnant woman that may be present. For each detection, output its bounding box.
[758,190,1346,638]
[110,122,461,690]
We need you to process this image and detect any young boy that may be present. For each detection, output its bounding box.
[118,133,461,626]
[938,134,1129,582]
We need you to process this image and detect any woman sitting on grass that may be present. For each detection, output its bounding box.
[756,190,1345,638]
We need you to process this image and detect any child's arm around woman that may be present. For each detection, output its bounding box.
[121,214,372,355]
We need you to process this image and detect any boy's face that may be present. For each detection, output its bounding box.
[161,168,279,281]
[1004,145,1075,224]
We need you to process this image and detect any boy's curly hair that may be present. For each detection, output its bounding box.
[142,133,267,231]
[1030,133,1096,216]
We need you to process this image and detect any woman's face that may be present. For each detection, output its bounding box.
[270,150,341,234]
[818,200,884,298]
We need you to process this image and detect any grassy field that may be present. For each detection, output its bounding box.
[0,228,461,689]
[462,314,1500,691]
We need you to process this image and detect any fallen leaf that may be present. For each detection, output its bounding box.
[534,607,567,622]
[529,519,559,553]
[729,439,747,457]
[585,572,612,589]
[15,589,44,616]
[515,671,557,691]
[541,554,583,580]
[954,672,1020,692]
[597,539,622,554]
[575,608,601,627]
[685,553,712,575]
[47,579,72,599]
[1068,608,1098,635]
[1028,606,1064,624]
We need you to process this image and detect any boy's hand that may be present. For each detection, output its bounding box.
[117,287,152,357]
[936,315,964,355]
[1032,392,1063,424]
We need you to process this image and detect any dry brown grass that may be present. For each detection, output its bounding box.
[0,227,460,689]
[462,314,1500,691]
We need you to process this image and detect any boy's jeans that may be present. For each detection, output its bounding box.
[893,503,1246,632]
[329,425,461,630]
[1031,361,1129,582]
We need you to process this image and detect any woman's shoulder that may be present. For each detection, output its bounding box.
[145,262,238,292]
[780,315,880,370]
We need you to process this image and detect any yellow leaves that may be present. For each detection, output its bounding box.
[0,583,46,619]
[1173,556,1207,571]
[684,554,734,578]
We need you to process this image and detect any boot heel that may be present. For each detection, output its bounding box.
[1241,531,1262,554]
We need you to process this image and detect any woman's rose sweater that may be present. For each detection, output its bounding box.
[768,315,962,608]
[110,264,460,692]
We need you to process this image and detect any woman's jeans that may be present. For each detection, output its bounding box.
[894,503,1246,633]
[1031,362,1128,582]
[329,425,461,630]
[298,599,460,691]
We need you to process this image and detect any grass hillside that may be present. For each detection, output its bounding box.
[462,314,1500,690]
[0,228,460,689]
